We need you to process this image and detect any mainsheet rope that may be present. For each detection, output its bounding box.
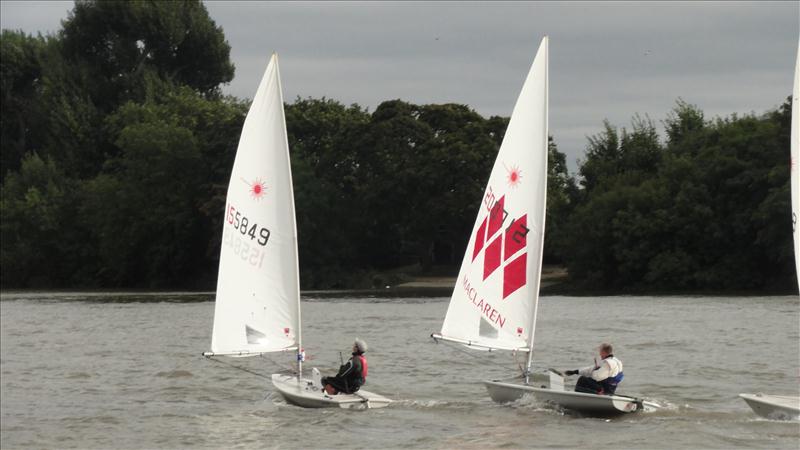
[433,337,527,376]
[203,353,295,379]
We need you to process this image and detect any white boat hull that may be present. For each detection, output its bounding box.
[271,374,392,409]
[484,379,651,416]
[739,393,800,420]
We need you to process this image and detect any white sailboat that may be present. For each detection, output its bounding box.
[738,41,800,421]
[203,54,390,409]
[431,37,656,416]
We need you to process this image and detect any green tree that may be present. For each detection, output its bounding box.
[284,97,370,287]
[347,101,507,273]
[544,137,577,264]
[61,0,234,109]
[412,103,499,270]
[79,88,245,287]
[348,100,436,269]
[562,100,794,292]
[564,115,665,289]
[0,31,46,179]
[0,153,79,286]
[665,98,705,147]
[83,105,202,286]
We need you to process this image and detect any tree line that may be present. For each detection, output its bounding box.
[1,1,795,293]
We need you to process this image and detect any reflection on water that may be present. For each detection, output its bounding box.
[1,293,798,449]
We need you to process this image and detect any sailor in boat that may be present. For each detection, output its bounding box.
[321,338,368,395]
[563,342,624,395]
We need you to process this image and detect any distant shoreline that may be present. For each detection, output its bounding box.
[3,268,797,299]
[1,265,796,297]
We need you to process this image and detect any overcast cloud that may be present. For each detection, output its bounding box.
[1,1,797,171]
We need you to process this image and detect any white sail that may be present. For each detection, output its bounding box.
[436,37,548,352]
[208,54,301,356]
[792,41,799,292]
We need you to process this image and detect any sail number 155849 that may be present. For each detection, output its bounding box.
[226,204,270,246]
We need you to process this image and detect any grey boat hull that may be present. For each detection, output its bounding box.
[271,373,392,409]
[739,393,800,420]
[484,378,651,416]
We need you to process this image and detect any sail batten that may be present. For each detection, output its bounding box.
[207,54,301,357]
[437,37,549,358]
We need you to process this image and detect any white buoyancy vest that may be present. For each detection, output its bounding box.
[579,355,623,382]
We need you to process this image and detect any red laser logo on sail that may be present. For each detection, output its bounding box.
[505,164,522,188]
[243,177,267,200]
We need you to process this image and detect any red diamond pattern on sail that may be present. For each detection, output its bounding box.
[503,252,526,298]
[504,214,527,261]
[483,235,502,280]
[472,217,487,261]
[470,191,528,298]
[487,196,506,238]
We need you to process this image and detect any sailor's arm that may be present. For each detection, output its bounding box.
[577,364,595,378]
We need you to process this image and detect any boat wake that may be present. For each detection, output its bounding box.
[392,398,484,410]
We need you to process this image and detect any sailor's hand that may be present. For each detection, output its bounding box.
[564,370,578,376]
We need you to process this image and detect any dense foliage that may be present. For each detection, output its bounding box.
[1,0,239,288]
[561,101,795,292]
[1,1,795,292]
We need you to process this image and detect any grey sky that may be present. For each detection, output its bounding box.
[1,1,798,172]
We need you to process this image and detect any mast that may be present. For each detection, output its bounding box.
[274,53,304,379]
[524,36,548,383]
[792,39,800,292]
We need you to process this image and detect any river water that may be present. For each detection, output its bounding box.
[1,292,798,449]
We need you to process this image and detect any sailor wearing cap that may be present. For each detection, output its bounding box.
[321,338,369,395]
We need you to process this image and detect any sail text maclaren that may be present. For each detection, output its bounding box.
[462,274,505,328]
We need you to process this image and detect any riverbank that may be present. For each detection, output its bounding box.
[2,264,796,298]
[334,264,797,297]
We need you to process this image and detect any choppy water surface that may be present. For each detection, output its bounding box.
[1,292,798,449]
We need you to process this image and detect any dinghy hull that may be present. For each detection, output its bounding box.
[484,379,649,416]
[739,393,800,420]
[271,374,392,409]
